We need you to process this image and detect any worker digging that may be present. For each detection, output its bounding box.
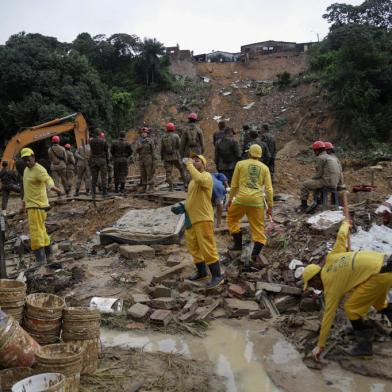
[1,13,392,390]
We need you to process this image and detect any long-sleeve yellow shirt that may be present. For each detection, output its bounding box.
[184,163,214,224]
[318,221,385,347]
[23,163,54,209]
[228,159,273,208]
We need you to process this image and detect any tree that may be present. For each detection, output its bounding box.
[0,32,112,147]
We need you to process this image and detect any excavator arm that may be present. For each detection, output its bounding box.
[2,113,89,169]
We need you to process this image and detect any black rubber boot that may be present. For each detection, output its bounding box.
[33,248,46,265]
[102,187,108,197]
[114,184,119,193]
[349,329,374,357]
[381,303,392,323]
[120,183,125,193]
[206,262,224,289]
[228,232,242,252]
[251,242,264,258]
[74,188,80,197]
[85,188,90,196]
[299,199,308,212]
[188,262,208,281]
[44,245,54,263]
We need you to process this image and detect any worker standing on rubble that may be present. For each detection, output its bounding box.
[111,131,133,193]
[183,154,224,289]
[303,220,392,360]
[214,127,241,182]
[299,141,341,211]
[180,112,204,158]
[161,123,188,191]
[239,125,251,155]
[74,142,91,196]
[0,160,20,214]
[213,120,226,146]
[48,136,68,195]
[64,144,75,195]
[20,148,61,264]
[324,141,344,189]
[90,129,109,197]
[136,127,156,193]
[259,124,277,180]
[243,129,271,166]
[227,144,273,271]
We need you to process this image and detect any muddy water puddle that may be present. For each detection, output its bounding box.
[101,320,392,392]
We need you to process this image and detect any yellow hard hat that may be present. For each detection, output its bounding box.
[190,153,207,166]
[303,264,321,290]
[20,148,34,158]
[247,144,262,158]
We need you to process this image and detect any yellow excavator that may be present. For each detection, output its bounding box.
[2,113,90,169]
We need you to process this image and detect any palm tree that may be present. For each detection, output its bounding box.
[137,38,165,86]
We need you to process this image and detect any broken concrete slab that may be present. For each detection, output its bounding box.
[274,295,299,313]
[306,210,345,232]
[131,294,151,305]
[128,303,151,320]
[198,299,221,321]
[151,285,172,298]
[120,244,155,259]
[256,282,302,296]
[151,297,176,310]
[150,309,173,326]
[152,263,187,284]
[224,298,259,318]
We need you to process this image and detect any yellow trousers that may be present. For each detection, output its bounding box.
[185,221,219,265]
[227,204,267,245]
[27,208,50,251]
[344,272,392,320]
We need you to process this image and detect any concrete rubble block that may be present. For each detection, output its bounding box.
[274,295,299,313]
[128,303,151,320]
[150,309,173,327]
[67,249,86,260]
[105,243,119,252]
[58,240,72,252]
[182,298,198,314]
[282,270,295,284]
[249,309,271,320]
[131,293,151,304]
[152,263,187,284]
[151,297,177,310]
[228,284,246,298]
[299,298,321,312]
[243,281,256,297]
[198,299,221,321]
[166,253,182,267]
[256,282,302,296]
[120,244,155,259]
[224,298,259,318]
[303,319,320,333]
[151,285,172,298]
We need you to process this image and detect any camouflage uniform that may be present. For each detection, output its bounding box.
[214,134,241,182]
[213,129,225,146]
[239,129,252,155]
[74,144,91,195]
[300,151,341,201]
[180,124,204,158]
[136,136,156,192]
[48,144,68,194]
[161,132,188,190]
[65,150,75,194]
[244,136,271,166]
[0,166,20,210]
[260,132,277,177]
[111,137,133,192]
[89,137,109,195]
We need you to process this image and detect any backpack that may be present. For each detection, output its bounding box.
[162,134,174,154]
[217,138,235,163]
[187,127,199,147]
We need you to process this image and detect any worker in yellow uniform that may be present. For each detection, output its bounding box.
[183,154,224,289]
[20,148,61,264]
[227,144,273,271]
[303,220,392,360]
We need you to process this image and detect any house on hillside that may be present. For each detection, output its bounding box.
[193,51,241,63]
[164,45,193,61]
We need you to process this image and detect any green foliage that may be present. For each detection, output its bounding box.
[310,1,392,143]
[274,72,292,88]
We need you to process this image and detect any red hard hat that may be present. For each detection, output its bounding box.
[64,144,71,149]
[188,112,198,121]
[52,135,60,143]
[312,140,325,150]
[98,132,105,140]
[141,127,150,134]
[324,141,334,149]
[166,122,176,131]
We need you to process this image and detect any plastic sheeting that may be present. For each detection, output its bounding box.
[351,225,392,254]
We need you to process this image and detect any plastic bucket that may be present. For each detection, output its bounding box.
[0,310,40,368]
[12,373,65,392]
[0,368,34,392]
[36,344,82,392]
[62,307,101,340]
[25,294,65,320]
[0,280,26,324]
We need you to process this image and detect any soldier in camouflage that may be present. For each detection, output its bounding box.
[244,130,271,166]
[74,143,91,196]
[161,122,188,191]
[136,127,156,193]
[111,131,133,193]
[259,124,277,180]
[213,120,226,146]
[64,144,75,195]
[180,112,204,158]
[48,135,68,195]
[89,129,109,197]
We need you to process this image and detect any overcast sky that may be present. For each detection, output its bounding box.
[0,0,363,53]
